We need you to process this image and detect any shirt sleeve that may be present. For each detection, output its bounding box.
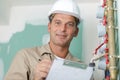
[4,49,29,80]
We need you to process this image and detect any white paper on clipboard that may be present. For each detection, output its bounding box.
[46,58,93,80]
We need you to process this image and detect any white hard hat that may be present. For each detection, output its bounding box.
[48,0,80,21]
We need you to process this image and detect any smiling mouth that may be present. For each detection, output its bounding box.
[56,34,67,38]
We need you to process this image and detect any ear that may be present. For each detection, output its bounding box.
[73,27,79,37]
[48,22,51,32]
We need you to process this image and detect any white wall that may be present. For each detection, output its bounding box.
[79,3,105,80]
[79,3,99,64]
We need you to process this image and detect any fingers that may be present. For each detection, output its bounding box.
[34,59,52,80]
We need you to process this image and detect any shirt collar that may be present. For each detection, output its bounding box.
[40,43,72,60]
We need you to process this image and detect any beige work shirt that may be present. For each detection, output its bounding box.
[4,44,80,80]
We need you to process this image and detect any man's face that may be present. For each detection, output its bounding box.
[48,13,79,47]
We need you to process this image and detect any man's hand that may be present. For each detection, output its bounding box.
[34,59,52,80]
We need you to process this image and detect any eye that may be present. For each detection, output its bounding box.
[54,20,61,26]
[66,22,75,27]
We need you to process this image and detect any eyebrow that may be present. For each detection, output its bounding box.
[53,19,75,23]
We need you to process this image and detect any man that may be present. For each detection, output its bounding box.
[4,0,81,80]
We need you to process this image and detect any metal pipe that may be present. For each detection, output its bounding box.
[117,0,120,79]
[106,0,117,79]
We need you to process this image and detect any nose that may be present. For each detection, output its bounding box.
[60,24,66,32]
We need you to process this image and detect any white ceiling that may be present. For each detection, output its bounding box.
[0,0,98,25]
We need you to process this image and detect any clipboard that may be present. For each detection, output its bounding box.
[46,58,94,80]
